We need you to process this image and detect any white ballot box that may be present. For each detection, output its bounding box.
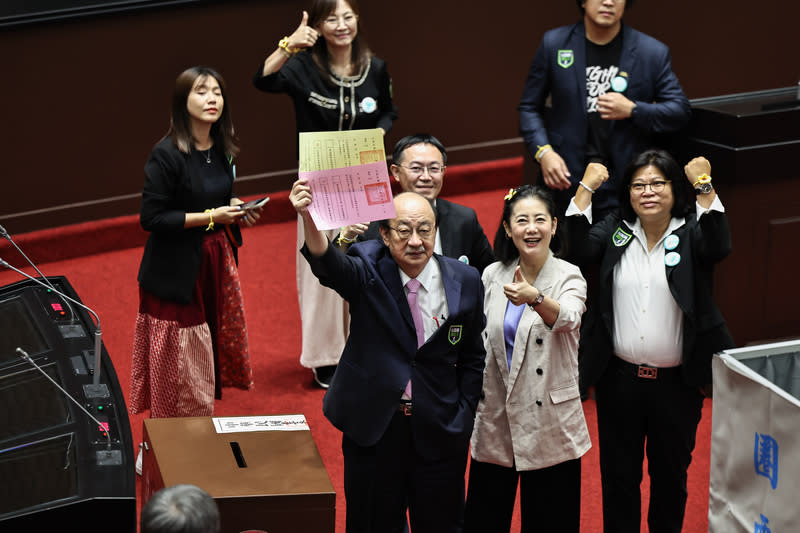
[710,340,800,533]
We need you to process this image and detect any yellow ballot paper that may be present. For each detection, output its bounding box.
[299,128,396,231]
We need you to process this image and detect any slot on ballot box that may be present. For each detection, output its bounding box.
[141,415,335,533]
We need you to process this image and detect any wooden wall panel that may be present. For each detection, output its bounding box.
[763,216,800,341]
[713,180,800,346]
[1,0,799,234]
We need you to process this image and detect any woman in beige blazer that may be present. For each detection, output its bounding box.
[464,185,590,533]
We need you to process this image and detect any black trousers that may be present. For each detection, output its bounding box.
[463,457,581,533]
[596,357,704,533]
[342,411,468,533]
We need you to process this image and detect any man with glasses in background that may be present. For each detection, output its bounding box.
[338,133,495,273]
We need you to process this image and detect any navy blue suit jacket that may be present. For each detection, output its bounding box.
[301,240,486,460]
[519,21,691,214]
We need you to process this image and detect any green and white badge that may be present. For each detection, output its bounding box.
[558,49,574,69]
[448,325,463,345]
[612,227,632,247]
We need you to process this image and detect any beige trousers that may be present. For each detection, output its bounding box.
[296,214,350,368]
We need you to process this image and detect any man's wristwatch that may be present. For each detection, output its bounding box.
[693,174,713,194]
[529,291,545,309]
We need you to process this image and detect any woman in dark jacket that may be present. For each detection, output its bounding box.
[131,66,261,423]
[564,149,735,533]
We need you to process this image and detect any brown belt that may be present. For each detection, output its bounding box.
[397,401,412,416]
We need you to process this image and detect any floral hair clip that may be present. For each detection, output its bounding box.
[504,188,517,201]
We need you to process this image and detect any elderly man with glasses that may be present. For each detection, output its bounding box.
[291,183,487,532]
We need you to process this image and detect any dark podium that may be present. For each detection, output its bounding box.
[141,415,335,533]
[682,86,800,346]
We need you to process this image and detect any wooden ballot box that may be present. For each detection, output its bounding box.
[141,415,335,533]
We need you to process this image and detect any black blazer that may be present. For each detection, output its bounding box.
[137,137,241,304]
[564,210,735,389]
[360,197,495,273]
[302,240,486,460]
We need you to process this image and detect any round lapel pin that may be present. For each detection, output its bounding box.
[359,97,377,114]
[664,234,679,251]
[664,251,681,267]
[611,75,628,92]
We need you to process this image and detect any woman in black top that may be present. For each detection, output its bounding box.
[254,0,397,388]
[254,0,397,136]
[131,66,262,422]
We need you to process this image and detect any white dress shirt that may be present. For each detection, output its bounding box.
[433,199,443,256]
[566,195,726,367]
[612,217,685,367]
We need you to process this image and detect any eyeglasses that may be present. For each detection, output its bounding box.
[323,13,357,27]
[399,164,446,177]
[388,225,434,240]
[630,180,671,193]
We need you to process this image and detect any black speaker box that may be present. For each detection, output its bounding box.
[0,276,135,531]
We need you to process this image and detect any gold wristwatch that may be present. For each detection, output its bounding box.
[693,174,713,194]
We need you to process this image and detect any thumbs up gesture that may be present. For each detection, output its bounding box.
[503,266,538,306]
[287,11,319,51]
[513,266,525,284]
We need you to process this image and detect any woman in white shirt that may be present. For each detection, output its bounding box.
[563,149,735,533]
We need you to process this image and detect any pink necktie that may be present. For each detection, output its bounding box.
[406,278,425,348]
[405,278,424,398]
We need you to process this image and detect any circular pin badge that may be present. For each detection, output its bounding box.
[611,75,628,92]
[664,234,679,251]
[359,97,377,114]
[458,255,469,264]
[664,251,681,267]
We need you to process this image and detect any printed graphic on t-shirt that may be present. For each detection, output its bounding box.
[586,64,619,113]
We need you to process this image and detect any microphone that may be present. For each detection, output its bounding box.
[0,223,79,329]
[0,256,104,393]
[16,347,112,450]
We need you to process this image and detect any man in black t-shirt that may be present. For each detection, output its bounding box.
[519,0,691,219]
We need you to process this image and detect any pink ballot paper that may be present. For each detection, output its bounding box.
[298,129,396,231]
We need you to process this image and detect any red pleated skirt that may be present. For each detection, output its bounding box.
[130,231,252,418]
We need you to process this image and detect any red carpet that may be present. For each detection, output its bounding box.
[0,157,712,532]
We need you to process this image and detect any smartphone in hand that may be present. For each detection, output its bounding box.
[239,197,270,210]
